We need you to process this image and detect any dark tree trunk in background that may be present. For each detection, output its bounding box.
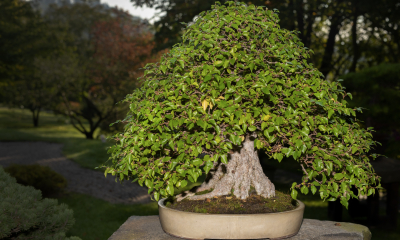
[30,108,40,127]
[350,0,359,72]
[177,135,275,201]
[85,132,94,139]
[320,15,342,77]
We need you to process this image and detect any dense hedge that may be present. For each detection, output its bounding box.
[4,164,67,198]
[0,166,80,240]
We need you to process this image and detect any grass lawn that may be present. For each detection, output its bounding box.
[0,107,112,171]
[55,192,158,240]
[1,107,399,239]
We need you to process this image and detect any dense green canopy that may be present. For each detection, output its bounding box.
[104,1,380,207]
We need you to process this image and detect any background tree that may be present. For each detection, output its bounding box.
[130,0,399,78]
[40,4,165,139]
[0,0,56,127]
[0,0,42,85]
[342,63,400,156]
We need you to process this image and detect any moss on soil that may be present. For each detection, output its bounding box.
[165,189,297,214]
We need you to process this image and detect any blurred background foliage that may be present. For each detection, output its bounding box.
[1,0,399,144]
[0,0,399,147]
[0,0,167,139]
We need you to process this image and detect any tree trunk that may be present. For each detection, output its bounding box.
[349,0,359,73]
[177,135,275,201]
[31,108,40,127]
[85,132,94,139]
[319,15,342,78]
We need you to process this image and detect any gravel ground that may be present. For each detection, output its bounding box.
[0,142,151,204]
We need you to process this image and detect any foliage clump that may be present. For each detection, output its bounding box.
[5,164,67,198]
[104,1,380,207]
[0,166,80,240]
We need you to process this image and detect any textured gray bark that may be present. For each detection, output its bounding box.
[176,135,275,201]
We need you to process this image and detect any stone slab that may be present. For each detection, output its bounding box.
[108,215,371,240]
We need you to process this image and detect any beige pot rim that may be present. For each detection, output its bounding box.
[158,197,305,216]
[158,197,305,239]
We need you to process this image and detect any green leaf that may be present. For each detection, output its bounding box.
[166,183,174,196]
[314,91,325,99]
[318,125,326,132]
[311,185,317,195]
[276,153,283,162]
[314,159,324,171]
[221,154,228,164]
[326,161,333,174]
[223,60,229,68]
[178,59,184,68]
[340,197,349,209]
[154,191,160,201]
[193,158,203,166]
[291,189,298,200]
[328,109,334,119]
[368,188,375,196]
[181,180,188,188]
[351,146,358,154]
[204,74,212,82]
[282,147,293,157]
[334,173,344,180]
[347,92,353,100]
[248,125,257,131]
[145,179,153,188]
[160,65,167,74]
[214,60,223,67]
[262,87,270,95]
[301,185,309,195]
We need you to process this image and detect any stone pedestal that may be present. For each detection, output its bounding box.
[109,215,371,240]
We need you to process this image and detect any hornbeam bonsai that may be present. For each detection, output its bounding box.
[103,1,381,208]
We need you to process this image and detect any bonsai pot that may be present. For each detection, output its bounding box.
[158,198,305,240]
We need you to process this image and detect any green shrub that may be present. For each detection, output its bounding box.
[0,166,80,240]
[4,164,67,198]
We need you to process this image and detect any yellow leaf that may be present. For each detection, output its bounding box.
[202,99,209,111]
[263,115,270,121]
[240,136,245,141]
[209,102,213,109]
[226,196,232,199]
[215,96,225,102]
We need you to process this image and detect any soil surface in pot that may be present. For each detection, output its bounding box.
[165,190,297,214]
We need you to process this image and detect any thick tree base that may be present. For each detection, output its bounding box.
[177,136,275,201]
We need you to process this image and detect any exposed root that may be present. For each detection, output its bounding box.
[176,136,275,202]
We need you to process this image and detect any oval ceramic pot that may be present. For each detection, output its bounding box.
[158,198,305,240]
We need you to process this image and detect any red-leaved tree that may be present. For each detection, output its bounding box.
[51,7,168,138]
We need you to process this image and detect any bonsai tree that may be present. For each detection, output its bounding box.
[104,1,381,208]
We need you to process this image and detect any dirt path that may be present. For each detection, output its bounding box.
[0,142,151,204]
